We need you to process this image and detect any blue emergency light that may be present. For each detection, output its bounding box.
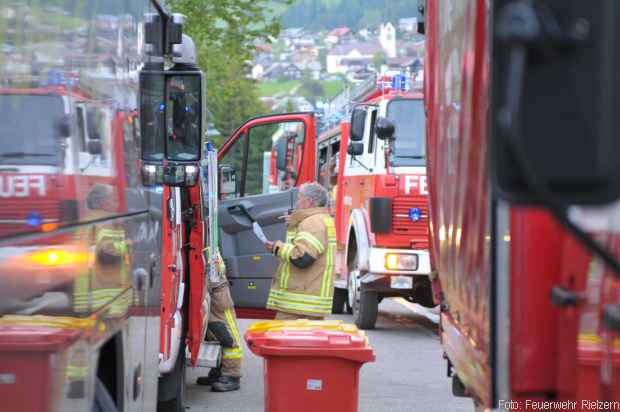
[408,207,422,222]
[26,212,42,227]
[391,74,411,92]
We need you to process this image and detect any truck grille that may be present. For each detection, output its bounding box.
[0,199,60,236]
[392,197,429,248]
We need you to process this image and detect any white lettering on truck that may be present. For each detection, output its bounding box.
[404,175,428,195]
[0,175,46,198]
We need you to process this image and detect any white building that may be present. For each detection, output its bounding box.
[379,22,397,58]
[326,42,382,74]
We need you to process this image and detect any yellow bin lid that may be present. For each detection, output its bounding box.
[247,319,366,340]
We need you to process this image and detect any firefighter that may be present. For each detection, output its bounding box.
[265,182,336,320]
[70,184,131,398]
[196,249,243,392]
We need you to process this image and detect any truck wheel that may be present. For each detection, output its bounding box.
[452,374,469,397]
[332,287,347,314]
[157,345,186,412]
[415,280,435,308]
[347,249,378,329]
[355,288,378,330]
[92,377,118,412]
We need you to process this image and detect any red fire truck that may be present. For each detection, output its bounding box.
[424,0,620,409]
[216,75,431,329]
[316,75,432,329]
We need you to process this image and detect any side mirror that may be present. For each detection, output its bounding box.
[219,164,237,196]
[347,142,364,156]
[87,140,102,155]
[491,1,620,205]
[375,117,395,140]
[275,137,287,171]
[140,70,204,163]
[139,68,204,187]
[350,108,366,142]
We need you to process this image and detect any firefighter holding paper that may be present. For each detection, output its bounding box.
[265,182,336,320]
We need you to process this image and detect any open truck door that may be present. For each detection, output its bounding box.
[217,113,316,313]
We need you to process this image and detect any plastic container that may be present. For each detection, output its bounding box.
[245,321,375,412]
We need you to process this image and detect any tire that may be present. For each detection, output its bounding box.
[332,287,347,314]
[355,289,378,330]
[452,374,469,397]
[415,280,435,308]
[157,345,186,412]
[92,377,118,412]
[347,247,378,329]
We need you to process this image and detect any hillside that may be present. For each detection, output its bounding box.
[282,0,420,30]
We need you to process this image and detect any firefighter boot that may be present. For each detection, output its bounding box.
[211,376,240,392]
[196,368,221,386]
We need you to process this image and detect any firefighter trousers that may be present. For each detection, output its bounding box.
[207,284,243,377]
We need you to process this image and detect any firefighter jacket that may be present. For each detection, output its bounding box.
[266,207,336,317]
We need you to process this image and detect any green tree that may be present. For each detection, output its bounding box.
[299,77,325,106]
[372,51,386,71]
[168,0,293,145]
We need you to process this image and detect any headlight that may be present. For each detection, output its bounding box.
[385,253,418,271]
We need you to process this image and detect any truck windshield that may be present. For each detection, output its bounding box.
[0,95,63,165]
[386,99,425,167]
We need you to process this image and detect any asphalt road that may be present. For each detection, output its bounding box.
[185,298,472,412]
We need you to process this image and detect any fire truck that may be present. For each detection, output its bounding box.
[216,75,431,329]
[0,2,219,412]
[423,0,620,409]
[316,75,431,329]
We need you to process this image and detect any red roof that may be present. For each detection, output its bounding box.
[328,27,350,38]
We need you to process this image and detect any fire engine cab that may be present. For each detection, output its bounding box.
[316,74,431,329]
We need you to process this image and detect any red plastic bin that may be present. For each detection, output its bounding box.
[245,328,375,412]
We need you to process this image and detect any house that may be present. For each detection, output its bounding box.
[282,63,303,80]
[325,27,351,46]
[297,60,322,80]
[262,63,285,80]
[326,42,383,74]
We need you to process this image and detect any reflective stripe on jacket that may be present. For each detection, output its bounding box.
[266,207,336,317]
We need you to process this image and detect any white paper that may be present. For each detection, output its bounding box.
[252,222,269,244]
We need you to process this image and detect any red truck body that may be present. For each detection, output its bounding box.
[425,0,620,408]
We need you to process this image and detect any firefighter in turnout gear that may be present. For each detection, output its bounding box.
[266,182,336,320]
[70,184,131,397]
[196,249,243,392]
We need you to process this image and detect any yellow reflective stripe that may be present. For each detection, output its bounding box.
[266,296,331,315]
[278,243,294,261]
[222,348,243,359]
[278,244,294,289]
[321,218,336,297]
[67,365,88,378]
[224,308,243,355]
[294,232,324,254]
[268,288,332,303]
[267,288,332,315]
[286,230,295,242]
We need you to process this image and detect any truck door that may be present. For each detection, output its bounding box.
[217,113,316,309]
